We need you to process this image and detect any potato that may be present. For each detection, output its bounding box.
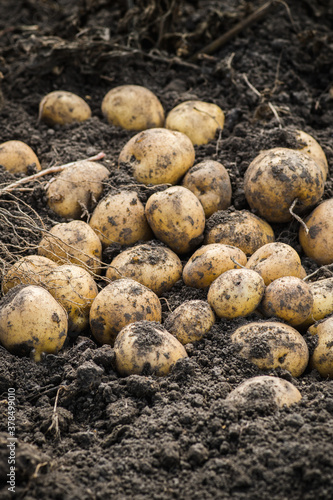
[118,128,195,185]
[299,198,333,266]
[38,90,91,126]
[165,100,225,145]
[246,242,302,285]
[294,129,328,180]
[204,209,274,256]
[207,268,265,319]
[309,316,333,378]
[244,148,325,223]
[164,300,215,344]
[183,244,247,289]
[226,375,302,408]
[0,285,68,362]
[2,255,58,295]
[145,186,206,254]
[46,161,109,219]
[300,278,333,328]
[38,220,102,275]
[231,321,309,377]
[89,190,152,248]
[89,278,162,346]
[261,276,313,326]
[0,140,41,174]
[101,84,164,131]
[181,160,232,217]
[106,243,182,296]
[114,321,187,376]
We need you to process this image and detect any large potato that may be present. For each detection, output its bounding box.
[0,140,41,174]
[294,129,328,180]
[145,186,206,254]
[38,90,92,126]
[300,278,333,328]
[1,255,58,295]
[164,300,215,344]
[299,198,333,265]
[118,128,195,185]
[309,316,333,378]
[101,84,164,130]
[231,321,309,377]
[165,100,225,145]
[244,148,325,223]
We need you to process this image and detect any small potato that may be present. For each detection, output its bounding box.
[244,148,325,223]
[299,198,333,266]
[309,316,333,378]
[0,285,68,362]
[38,90,91,126]
[114,321,187,376]
[145,186,206,255]
[165,100,225,145]
[164,300,215,344]
[300,278,333,328]
[38,220,102,275]
[46,161,109,219]
[89,190,152,248]
[89,278,162,346]
[207,268,265,319]
[106,244,182,296]
[231,321,309,377]
[246,242,302,285]
[2,255,58,295]
[204,209,274,256]
[181,160,232,217]
[261,276,313,326]
[101,84,164,130]
[294,129,328,180]
[0,140,41,174]
[118,128,195,185]
[183,244,247,289]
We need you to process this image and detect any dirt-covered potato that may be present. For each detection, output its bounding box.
[294,129,328,180]
[183,244,247,289]
[2,255,58,295]
[38,90,92,126]
[38,220,102,275]
[106,244,182,296]
[89,190,152,248]
[164,300,215,344]
[0,285,68,362]
[309,316,333,378]
[230,321,309,377]
[101,84,164,131]
[299,198,333,266]
[181,160,232,217]
[0,140,41,174]
[46,161,109,219]
[89,279,162,346]
[244,148,325,223]
[118,128,195,185]
[165,100,225,145]
[114,321,187,376]
[246,242,302,285]
[207,268,265,319]
[300,278,333,328]
[145,186,206,254]
[204,209,275,256]
[261,276,313,326]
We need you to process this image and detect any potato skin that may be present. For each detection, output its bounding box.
[299,278,333,328]
[39,90,91,125]
[309,316,333,378]
[164,300,215,344]
[0,140,41,174]
[295,129,328,180]
[2,255,58,295]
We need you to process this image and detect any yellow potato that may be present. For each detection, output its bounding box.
[101,84,164,130]
[309,316,333,377]
[299,198,333,265]
[165,100,225,145]
[2,255,58,295]
[0,140,41,174]
[299,278,333,328]
[294,129,328,180]
[164,300,215,344]
[38,90,91,126]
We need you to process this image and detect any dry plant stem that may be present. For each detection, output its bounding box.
[289,198,309,233]
[231,257,246,269]
[242,73,283,127]
[47,386,66,440]
[303,265,333,282]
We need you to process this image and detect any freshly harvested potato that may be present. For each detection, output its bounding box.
[300,278,333,328]
[181,160,232,217]
[0,285,68,362]
[89,278,162,346]
[165,100,225,145]
[89,190,152,247]
[230,321,309,377]
[204,209,274,255]
[38,220,102,275]
[2,255,58,295]
[164,300,215,344]
[299,198,333,265]
[118,128,195,185]
[114,320,187,376]
[244,148,325,223]
[246,242,302,285]
[294,129,328,180]
[101,84,164,131]
[261,276,313,326]
[106,244,182,296]
[0,140,41,174]
[38,90,92,126]
[207,268,265,319]
[46,161,109,219]
[183,244,247,288]
[309,316,333,378]
[145,186,206,254]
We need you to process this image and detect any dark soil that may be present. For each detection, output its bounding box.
[1,1,333,499]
